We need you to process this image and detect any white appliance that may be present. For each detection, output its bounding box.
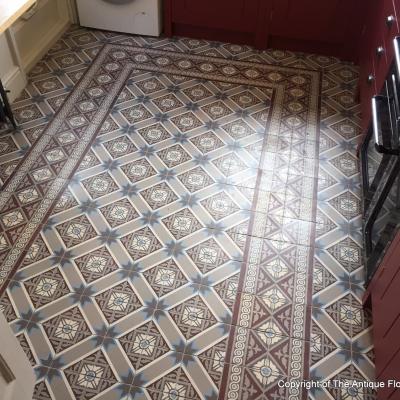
[76,0,162,36]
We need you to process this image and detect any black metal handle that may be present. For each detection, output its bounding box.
[375,143,400,155]
[0,79,16,129]
[389,74,400,148]
[372,95,400,155]
[372,95,385,146]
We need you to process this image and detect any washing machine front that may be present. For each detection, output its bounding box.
[76,0,162,36]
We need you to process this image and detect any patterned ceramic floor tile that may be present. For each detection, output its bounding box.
[0,25,373,400]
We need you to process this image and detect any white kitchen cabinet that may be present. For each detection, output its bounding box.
[0,0,75,101]
[13,0,75,71]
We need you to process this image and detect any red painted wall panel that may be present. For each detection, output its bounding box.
[367,232,400,397]
[171,0,259,34]
[164,0,365,61]
[377,347,400,400]
[270,0,353,44]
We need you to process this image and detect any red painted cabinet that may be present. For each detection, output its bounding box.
[382,0,399,64]
[365,232,400,400]
[164,0,270,47]
[370,0,397,93]
[270,0,358,44]
[171,0,259,33]
[358,0,400,133]
[359,5,400,400]
[164,0,364,61]
[268,0,363,59]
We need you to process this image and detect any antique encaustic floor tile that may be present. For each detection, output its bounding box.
[0,26,372,400]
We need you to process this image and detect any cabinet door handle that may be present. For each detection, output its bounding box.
[372,95,385,149]
[386,15,396,27]
[376,46,385,57]
[367,74,375,84]
[372,95,400,155]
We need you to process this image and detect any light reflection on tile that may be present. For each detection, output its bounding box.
[0,26,371,400]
